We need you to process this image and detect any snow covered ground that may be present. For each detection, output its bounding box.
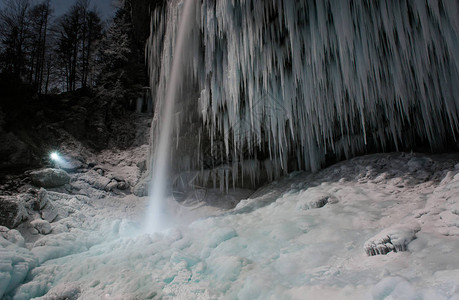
[2,152,459,299]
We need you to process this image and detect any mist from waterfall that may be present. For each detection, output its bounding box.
[144,0,195,233]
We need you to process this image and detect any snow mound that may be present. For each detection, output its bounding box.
[0,235,37,299]
[34,282,80,300]
[205,227,237,248]
[364,223,421,256]
[372,276,452,300]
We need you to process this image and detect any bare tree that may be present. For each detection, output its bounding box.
[55,0,102,92]
[0,0,31,78]
[28,0,52,92]
[81,8,102,88]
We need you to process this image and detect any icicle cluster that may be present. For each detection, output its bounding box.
[147,0,459,191]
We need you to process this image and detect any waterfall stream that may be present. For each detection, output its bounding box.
[145,0,196,232]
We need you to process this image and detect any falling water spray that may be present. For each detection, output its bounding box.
[145,0,195,233]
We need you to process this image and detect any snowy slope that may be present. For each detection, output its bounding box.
[2,153,459,299]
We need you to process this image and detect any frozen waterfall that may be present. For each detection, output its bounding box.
[146,0,459,191]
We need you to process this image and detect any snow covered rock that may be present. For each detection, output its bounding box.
[75,170,112,191]
[30,219,52,235]
[364,224,421,256]
[296,188,337,210]
[0,226,25,247]
[30,168,70,188]
[105,180,118,191]
[0,196,27,228]
[133,175,149,196]
[40,202,59,223]
[22,188,50,212]
[37,188,49,210]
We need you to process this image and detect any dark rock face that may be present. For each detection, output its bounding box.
[0,196,26,228]
[64,109,87,141]
[29,168,70,188]
[0,132,31,169]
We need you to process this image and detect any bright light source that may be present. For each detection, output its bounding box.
[50,152,59,161]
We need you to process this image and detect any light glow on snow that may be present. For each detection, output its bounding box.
[50,152,60,162]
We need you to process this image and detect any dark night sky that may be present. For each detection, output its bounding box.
[52,0,118,20]
[0,0,119,20]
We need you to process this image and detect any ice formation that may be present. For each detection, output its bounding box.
[364,223,421,256]
[146,0,459,190]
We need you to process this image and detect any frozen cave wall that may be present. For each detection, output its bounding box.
[145,0,459,190]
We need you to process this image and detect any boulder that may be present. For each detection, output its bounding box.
[29,168,70,188]
[0,196,27,228]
